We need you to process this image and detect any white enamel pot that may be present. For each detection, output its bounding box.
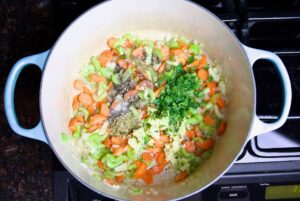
[4,0,292,200]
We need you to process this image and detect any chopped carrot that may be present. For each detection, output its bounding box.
[72,95,80,109]
[146,146,162,154]
[117,59,128,69]
[68,115,84,132]
[186,130,195,139]
[123,39,133,48]
[142,171,153,185]
[73,79,84,91]
[110,99,120,110]
[116,174,125,183]
[97,161,106,169]
[96,97,108,109]
[207,81,217,96]
[124,89,138,100]
[90,114,106,125]
[83,86,96,94]
[108,81,113,90]
[113,145,129,156]
[198,55,207,69]
[142,152,153,162]
[184,141,196,153]
[217,121,227,136]
[111,136,126,145]
[196,138,214,150]
[89,74,106,83]
[178,40,188,49]
[98,50,114,67]
[88,124,100,132]
[160,46,170,61]
[154,82,166,97]
[79,93,93,107]
[155,140,165,148]
[87,104,95,115]
[193,126,203,137]
[197,69,209,81]
[149,164,165,175]
[103,137,112,148]
[133,162,147,179]
[175,171,188,182]
[134,160,142,167]
[141,107,149,119]
[107,37,117,49]
[160,134,170,143]
[132,47,144,59]
[157,62,166,73]
[216,96,225,109]
[156,152,167,165]
[203,115,215,125]
[187,60,200,69]
[100,103,110,117]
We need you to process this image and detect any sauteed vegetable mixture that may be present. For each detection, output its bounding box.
[62,33,227,186]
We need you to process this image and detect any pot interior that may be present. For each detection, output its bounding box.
[41,0,254,200]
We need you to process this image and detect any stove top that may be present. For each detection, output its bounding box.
[47,0,300,200]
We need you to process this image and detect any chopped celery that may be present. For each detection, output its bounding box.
[88,133,102,146]
[114,163,128,172]
[153,48,163,59]
[99,67,113,79]
[78,107,89,121]
[145,68,158,83]
[102,154,127,169]
[126,148,136,160]
[189,43,201,55]
[178,35,190,44]
[103,169,117,179]
[112,74,121,85]
[91,56,101,71]
[129,187,144,195]
[80,64,95,80]
[113,37,126,48]
[122,67,133,82]
[116,46,125,55]
[92,92,107,102]
[144,46,153,65]
[60,133,70,143]
[168,39,179,48]
[144,134,150,144]
[91,148,109,160]
[199,122,215,137]
[142,40,154,49]
[72,125,81,140]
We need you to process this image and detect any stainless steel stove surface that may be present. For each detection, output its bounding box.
[51,0,300,201]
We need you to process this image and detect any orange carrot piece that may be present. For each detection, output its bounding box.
[217,121,227,136]
[142,152,153,162]
[216,96,225,109]
[187,60,200,69]
[98,50,114,67]
[87,104,95,115]
[142,172,153,185]
[178,40,188,49]
[89,114,107,125]
[197,69,209,81]
[79,93,93,107]
[89,74,106,83]
[132,47,144,59]
[203,115,215,126]
[96,97,108,109]
[156,152,167,165]
[175,171,188,182]
[113,145,129,156]
[108,81,113,90]
[149,164,165,175]
[68,115,84,132]
[154,83,166,97]
[207,81,217,96]
[160,46,170,61]
[134,160,142,167]
[111,136,126,145]
[103,137,112,149]
[124,89,138,100]
[72,95,80,110]
[157,63,166,74]
[133,162,147,179]
[184,141,196,153]
[198,55,207,69]
[116,59,128,69]
[107,37,117,49]
[100,103,110,117]
[186,130,195,139]
[196,138,214,150]
[116,174,125,183]
[88,124,100,132]
[73,79,84,91]
[110,99,120,110]
[97,161,106,170]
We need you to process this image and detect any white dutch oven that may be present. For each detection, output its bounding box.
[4,0,292,200]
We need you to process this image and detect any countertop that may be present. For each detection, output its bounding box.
[0,1,56,200]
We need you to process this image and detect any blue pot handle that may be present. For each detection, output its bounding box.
[4,50,50,144]
[243,45,292,138]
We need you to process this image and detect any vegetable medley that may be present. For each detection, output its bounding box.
[62,33,227,187]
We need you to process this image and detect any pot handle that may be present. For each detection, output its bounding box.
[243,45,292,137]
[4,51,50,144]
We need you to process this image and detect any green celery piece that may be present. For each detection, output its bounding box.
[122,67,133,82]
[91,56,101,71]
[129,187,144,195]
[103,169,117,179]
[78,107,89,121]
[60,133,70,143]
[91,148,109,160]
[144,134,150,144]
[112,74,121,85]
[115,46,125,55]
[153,48,163,59]
[126,148,136,160]
[178,35,190,44]
[99,67,113,79]
[189,43,201,55]
[72,125,81,140]
[144,46,153,65]
[168,39,179,48]
[88,133,102,146]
